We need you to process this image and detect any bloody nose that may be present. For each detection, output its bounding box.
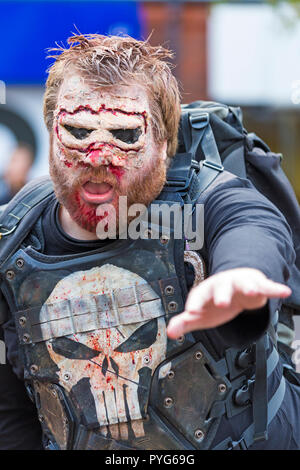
[88,149,108,165]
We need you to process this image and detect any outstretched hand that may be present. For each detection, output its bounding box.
[167,268,291,339]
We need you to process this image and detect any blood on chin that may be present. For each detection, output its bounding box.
[68,191,112,233]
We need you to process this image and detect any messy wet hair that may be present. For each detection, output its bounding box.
[44,33,181,158]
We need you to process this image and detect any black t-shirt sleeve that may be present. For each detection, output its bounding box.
[200,174,295,348]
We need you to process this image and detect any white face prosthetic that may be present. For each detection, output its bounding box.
[54,75,152,171]
[50,73,168,233]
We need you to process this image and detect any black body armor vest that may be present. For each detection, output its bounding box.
[0,209,234,450]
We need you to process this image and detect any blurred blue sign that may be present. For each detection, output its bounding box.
[0,1,142,84]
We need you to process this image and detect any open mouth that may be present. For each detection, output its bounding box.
[81,181,114,204]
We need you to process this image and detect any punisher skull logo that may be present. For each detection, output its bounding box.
[40,264,167,438]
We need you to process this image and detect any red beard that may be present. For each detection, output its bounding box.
[49,150,167,234]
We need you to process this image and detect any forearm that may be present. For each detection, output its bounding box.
[203,186,295,347]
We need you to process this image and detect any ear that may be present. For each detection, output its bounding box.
[161,140,168,161]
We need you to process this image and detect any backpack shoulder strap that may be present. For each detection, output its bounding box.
[0,204,7,220]
[181,109,224,189]
[0,176,54,269]
[159,108,225,208]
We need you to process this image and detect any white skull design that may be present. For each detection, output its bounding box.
[40,264,167,437]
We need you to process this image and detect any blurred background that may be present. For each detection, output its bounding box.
[0,0,299,357]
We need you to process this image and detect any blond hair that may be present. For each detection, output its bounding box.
[44,34,181,158]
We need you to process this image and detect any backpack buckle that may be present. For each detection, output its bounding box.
[165,152,195,191]
[233,379,255,407]
[202,160,224,172]
[189,112,209,130]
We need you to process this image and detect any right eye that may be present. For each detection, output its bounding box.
[63,125,94,140]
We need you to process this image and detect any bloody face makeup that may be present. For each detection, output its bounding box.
[50,74,168,234]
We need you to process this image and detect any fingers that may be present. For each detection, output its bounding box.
[166,304,240,339]
[234,277,291,299]
[167,311,202,339]
[213,281,234,307]
[185,280,213,313]
[257,279,291,298]
[166,268,292,340]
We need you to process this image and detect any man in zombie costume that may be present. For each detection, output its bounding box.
[0,34,299,450]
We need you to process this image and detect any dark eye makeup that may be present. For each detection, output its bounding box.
[110,127,142,144]
[63,124,142,144]
[63,125,94,140]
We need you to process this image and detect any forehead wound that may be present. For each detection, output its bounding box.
[58,78,149,114]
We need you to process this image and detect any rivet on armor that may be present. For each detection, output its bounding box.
[6,270,15,281]
[167,370,175,379]
[195,351,203,360]
[168,301,178,312]
[30,364,38,375]
[63,372,71,381]
[164,285,174,296]
[194,429,205,441]
[164,397,174,408]
[19,316,27,327]
[23,333,30,343]
[218,383,227,394]
[160,235,169,245]
[16,258,25,268]
[142,355,151,365]
[177,335,185,344]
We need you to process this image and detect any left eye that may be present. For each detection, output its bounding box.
[63,125,94,140]
[110,127,142,144]
[51,337,99,359]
